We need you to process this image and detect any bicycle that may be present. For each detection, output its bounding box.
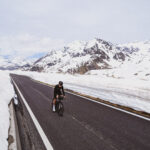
[52,95,64,116]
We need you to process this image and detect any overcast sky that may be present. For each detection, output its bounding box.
[0,0,150,59]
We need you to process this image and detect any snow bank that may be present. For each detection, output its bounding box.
[0,71,14,150]
[13,71,150,114]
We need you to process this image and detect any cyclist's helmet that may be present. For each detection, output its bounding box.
[59,81,63,86]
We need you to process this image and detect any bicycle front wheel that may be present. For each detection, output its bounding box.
[58,102,64,116]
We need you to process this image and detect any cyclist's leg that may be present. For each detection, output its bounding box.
[52,98,56,112]
[53,98,56,104]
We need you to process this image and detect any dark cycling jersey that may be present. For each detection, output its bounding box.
[53,84,65,98]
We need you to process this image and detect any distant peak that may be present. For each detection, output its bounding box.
[94,38,113,45]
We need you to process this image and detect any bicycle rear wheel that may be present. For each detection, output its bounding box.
[58,102,64,116]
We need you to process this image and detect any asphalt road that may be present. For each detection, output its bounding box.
[11,74,150,150]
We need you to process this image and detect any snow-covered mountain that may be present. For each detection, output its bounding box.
[0,56,33,70]
[116,41,150,78]
[30,38,130,74]
[1,38,150,79]
[86,40,150,80]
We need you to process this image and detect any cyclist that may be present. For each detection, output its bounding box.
[52,81,65,112]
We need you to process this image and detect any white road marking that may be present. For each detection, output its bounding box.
[67,91,150,121]
[11,78,54,150]
[33,79,150,122]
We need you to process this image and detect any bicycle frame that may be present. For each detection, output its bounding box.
[55,96,64,116]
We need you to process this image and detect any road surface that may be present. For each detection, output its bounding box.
[11,74,150,150]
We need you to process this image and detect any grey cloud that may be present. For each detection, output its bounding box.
[0,0,149,58]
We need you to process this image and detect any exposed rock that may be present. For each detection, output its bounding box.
[113,52,125,61]
[30,66,44,72]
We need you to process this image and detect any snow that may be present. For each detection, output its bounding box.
[66,40,87,53]
[0,38,150,149]
[13,70,150,114]
[0,71,14,150]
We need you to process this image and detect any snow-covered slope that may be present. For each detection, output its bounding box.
[117,41,150,79]
[87,40,150,80]
[30,38,129,74]
[0,71,14,150]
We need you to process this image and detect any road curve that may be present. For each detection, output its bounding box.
[11,74,150,150]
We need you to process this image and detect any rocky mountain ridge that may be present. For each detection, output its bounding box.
[0,38,150,76]
[0,56,33,70]
[30,38,131,74]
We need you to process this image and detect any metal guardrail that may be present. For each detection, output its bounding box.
[8,97,22,150]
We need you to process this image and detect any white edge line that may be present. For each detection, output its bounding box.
[67,91,150,122]
[33,79,150,122]
[11,78,54,150]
